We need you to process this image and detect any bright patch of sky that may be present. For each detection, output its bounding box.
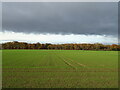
[0,31,118,44]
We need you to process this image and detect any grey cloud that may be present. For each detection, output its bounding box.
[2,2,118,35]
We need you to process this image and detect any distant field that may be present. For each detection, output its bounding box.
[2,50,118,88]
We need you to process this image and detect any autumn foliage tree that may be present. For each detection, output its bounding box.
[1,41,120,51]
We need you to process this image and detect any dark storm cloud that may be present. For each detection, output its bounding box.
[2,2,118,35]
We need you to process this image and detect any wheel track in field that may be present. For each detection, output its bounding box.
[63,56,86,67]
[54,52,85,70]
[57,56,77,70]
[56,52,86,68]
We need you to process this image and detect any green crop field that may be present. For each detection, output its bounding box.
[2,50,118,88]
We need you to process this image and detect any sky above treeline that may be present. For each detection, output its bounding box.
[1,2,118,44]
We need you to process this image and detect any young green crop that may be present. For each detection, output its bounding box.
[2,50,118,88]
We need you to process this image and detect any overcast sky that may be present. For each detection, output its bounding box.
[1,2,118,44]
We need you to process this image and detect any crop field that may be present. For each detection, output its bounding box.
[2,50,118,88]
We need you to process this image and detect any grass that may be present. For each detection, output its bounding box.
[2,50,118,88]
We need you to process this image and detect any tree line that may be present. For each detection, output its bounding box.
[0,41,120,51]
